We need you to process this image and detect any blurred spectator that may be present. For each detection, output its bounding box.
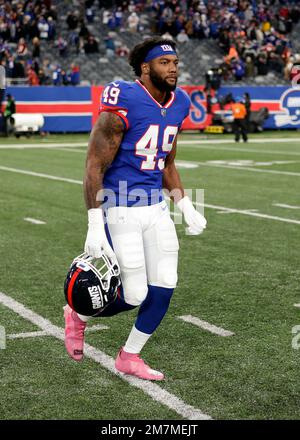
[12,58,26,82]
[256,53,268,75]
[205,67,222,91]
[116,44,129,57]
[84,35,99,54]
[0,0,298,87]
[32,37,40,58]
[17,38,28,57]
[245,56,255,77]
[102,10,111,26]
[79,20,89,40]
[86,5,95,24]
[56,36,68,57]
[269,52,284,73]
[47,5,58,22]
[61,69,69,86]
[104,34,116,57]
[127,12,139,32]
[47,17,56,41]
[52,65,62,86]
[284,56,296,81]
[107,13,118,31]
[66,12,79,30]
[219,29,231,53]
[177,29,189,43]
[128,1,136,13]
[38,67,50,85]
[69,63,80,85]
[38,16,49,40]
[162,31,174,40]
[27,66,39,85]
[226,46,239,63]
[69,31,80,54]
[232,59,245,80]
[115,7,123,28]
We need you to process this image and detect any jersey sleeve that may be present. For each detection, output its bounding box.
[99,81,130,130]
[177,88,191,129]
[182,89,191,119]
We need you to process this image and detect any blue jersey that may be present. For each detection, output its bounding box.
[100,79,191,207]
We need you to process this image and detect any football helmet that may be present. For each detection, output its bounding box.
[275,88,300,127]
[64,253,121,316]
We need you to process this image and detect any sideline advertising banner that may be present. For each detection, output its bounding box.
[6,85,300,132]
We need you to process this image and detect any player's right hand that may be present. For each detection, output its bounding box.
[84,208,115,259]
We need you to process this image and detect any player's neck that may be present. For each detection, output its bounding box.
[139,78,168,105]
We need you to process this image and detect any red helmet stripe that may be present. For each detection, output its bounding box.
[67,268,82,310]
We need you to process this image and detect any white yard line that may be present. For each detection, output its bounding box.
[7,330,49,339]
[178,137,300,145]
[1,165,300,226]
[178,315,234,337]
[51,147,86,154]
[176,161,199,169]
[39,146,300,177]
[195,201,300,226]
[178,142,300,157]
[0,138,300,156]
[39,145,300,177]
[217,209,258,214]
[294,304,300,308]
[273,204,300,210]
[0,166,82,185]
[50,147,300,177]
[0,291,211,420]
[86,324,109,332]
[0,143,87,149]
[24,217,46,225]
[197,162,300,177]
[7,324,109,340]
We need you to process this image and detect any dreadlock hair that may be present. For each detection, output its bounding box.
[129,37,177,77]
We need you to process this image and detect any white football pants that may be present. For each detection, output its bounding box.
[106,200,179,306]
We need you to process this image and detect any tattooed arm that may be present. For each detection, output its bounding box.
[84,112,124,209]
[83,112,124,257]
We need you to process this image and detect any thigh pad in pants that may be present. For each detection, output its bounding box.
[144,214,179,288]
[106,219,148,306]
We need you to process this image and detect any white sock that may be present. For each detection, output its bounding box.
[77,313,90,323]
[123,325,152,354]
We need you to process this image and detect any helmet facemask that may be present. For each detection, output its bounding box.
[64,252,121,316]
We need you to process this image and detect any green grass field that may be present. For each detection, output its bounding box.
[0,131,300,420]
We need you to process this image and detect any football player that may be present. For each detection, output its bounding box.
[64,37,207,380]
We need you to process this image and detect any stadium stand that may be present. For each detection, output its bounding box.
[0,0,299,87]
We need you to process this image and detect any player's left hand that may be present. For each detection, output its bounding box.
[177,196,207,235]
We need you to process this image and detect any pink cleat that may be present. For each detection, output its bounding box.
[115,347,164,381]
[63,304,86,361]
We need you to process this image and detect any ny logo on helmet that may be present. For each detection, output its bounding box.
[275,88,300,127]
